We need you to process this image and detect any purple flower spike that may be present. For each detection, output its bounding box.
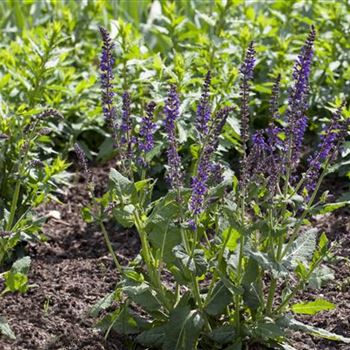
[247,127,282,194]
[188,219,197,231]
[269,74,282,122]
[139,101,157,153]
[209,163,224,184]
[196,71,212,137]
[99,27,117,139]
[120,91,134,158]
[304,102,347,194]
[190,107,233,215]
[74,143,89,175]
[121,91,132,137]
[164,85,183,189]
[239,41,256,188]
[286,25,316,167]
[138,101,157,167]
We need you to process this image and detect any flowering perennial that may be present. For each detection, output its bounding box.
[305,103,348,193]
[99,26,116,136]
[138,101,157,167]
[139,101,157,153]
[239,42,256,188]
[190,106,232,215]
[164,85,183,189]
[286,25,316,166]
[196,71,211,137]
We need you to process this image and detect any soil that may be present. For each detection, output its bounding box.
[0,166,139,350]
[0,167,349,350]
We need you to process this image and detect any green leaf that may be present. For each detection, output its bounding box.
[243,282,261,311]
[317,201,350,214]
[112,204,135,228]
[173,245,207,277]
[283,228,317,268]
[0,316,15,340]
[4,272,28,293]
[81,206,94,223]
[163,305,204,350]
[109,169,133,198]
[97,305,140,336]
[242,258,259,285]
[308,265,334,289]
[90,291,119,318]
[318,232,329,255]
[136,325,167,348]
[246,249,287,278]
[286,318,350,343]
[253,319,285,340]
[291,298,336,315]
[208,325,236,344]
[134,178,154,192]
[205,281,232,316]
[11,256,31,274]
[194,10,216,26]
[123,280,163,313]
[149,225,182,265]
[222,227,240,251]
[4,257,31,293]
[147,192,185,263]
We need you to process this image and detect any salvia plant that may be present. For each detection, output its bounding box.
[83,26,350,350]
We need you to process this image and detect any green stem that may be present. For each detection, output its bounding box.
[266,278,277,314]
[204,226,234,307]
[281,158,330,259]
[276,255,323,314]
[6,181,21,231]
[6,125,39,231]
[265,137,294,311]
[99,221,123,275]
[235,192,246,332]
[134,210,171,312]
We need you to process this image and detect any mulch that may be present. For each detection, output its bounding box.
[0,167,349,350]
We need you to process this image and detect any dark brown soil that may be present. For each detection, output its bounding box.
[290,185,350,350]
[0,167,139,350]
[0,168,349,350]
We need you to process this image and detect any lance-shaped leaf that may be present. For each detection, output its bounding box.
[285,318,350,343]
[291,298,335,315]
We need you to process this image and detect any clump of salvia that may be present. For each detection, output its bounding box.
[92,25,350,350]
[96,24,348,206]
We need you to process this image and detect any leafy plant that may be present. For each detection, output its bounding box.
[84,26,350,350]
[0,30,70,339]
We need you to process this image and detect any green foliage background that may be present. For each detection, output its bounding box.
[0,0,349,169]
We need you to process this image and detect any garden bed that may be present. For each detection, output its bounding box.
[0,166,349,350]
